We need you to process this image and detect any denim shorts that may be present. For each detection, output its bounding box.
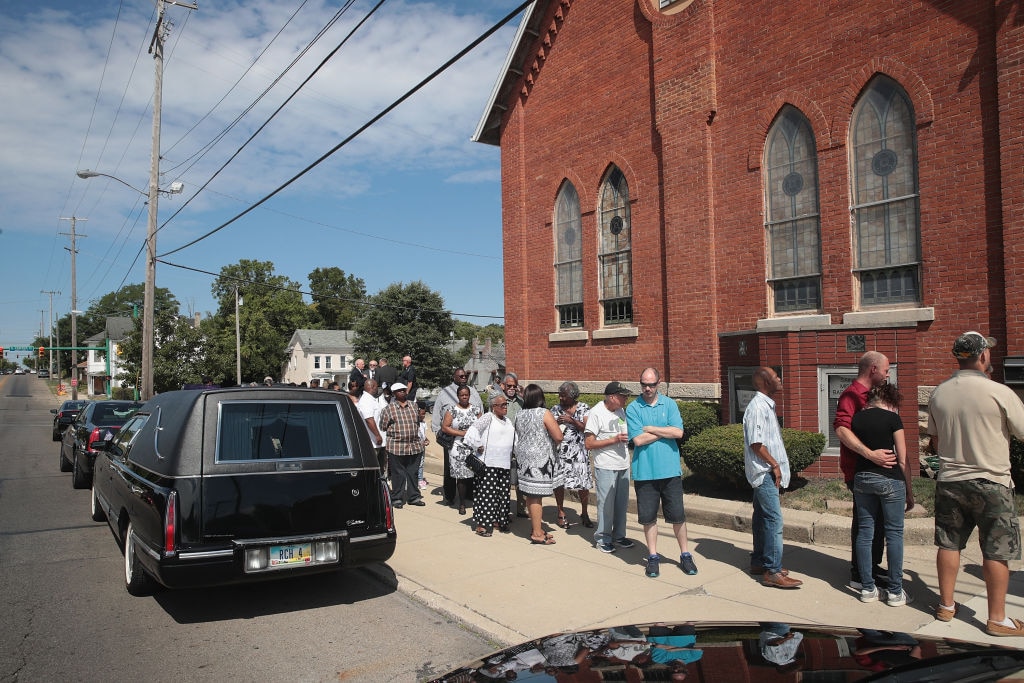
[634,476,686,525]
[935,478,1021,561]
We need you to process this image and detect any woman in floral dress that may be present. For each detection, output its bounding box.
[514,384,564,544]
[441,385,482,515]
[550,381,593,528]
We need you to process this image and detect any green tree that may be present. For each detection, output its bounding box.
[207,260,311,385]
[116,313,218,393]
[308,267,366,329]
[353,281,456,391]
[53,285,177,382]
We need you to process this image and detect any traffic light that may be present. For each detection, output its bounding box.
[0,346,4,356]
[39,346,45,358]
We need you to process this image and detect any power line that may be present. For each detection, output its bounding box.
[156,0,386,232]
[157,0,532,258]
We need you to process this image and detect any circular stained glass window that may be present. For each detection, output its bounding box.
[782,172,803,196]
[872,149,898,176]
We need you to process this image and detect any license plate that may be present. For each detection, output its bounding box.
[268,543,312,568]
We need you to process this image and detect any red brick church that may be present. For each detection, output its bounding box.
[473,0,1024,476]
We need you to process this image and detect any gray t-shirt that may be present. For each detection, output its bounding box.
[585,400,629,471]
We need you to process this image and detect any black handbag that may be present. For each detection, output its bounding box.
[465,452,486,476]
[436,429,455,450]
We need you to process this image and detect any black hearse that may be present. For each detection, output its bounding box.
[90,386,396,595]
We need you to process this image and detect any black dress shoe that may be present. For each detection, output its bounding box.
[408,500,426,506]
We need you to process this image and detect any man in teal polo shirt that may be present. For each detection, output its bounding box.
[625,367,698,578]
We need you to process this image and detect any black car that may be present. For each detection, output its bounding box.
[50,400,88,441]
[90,386,396,595]
[59,400,142,488]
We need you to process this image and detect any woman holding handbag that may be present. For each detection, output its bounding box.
[462,394,516,537]
[441,385,483,515]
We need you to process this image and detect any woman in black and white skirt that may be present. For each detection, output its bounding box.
[462,394,516,537]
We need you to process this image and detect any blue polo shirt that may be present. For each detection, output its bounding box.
[625,393,684,481]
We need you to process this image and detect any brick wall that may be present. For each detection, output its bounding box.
[493,0,1020,476]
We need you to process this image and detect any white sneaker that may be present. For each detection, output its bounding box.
[418,480,427,489]
[887,589,912,607]
[860,587,879,603]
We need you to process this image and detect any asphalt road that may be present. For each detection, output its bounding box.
[0,375,492,682]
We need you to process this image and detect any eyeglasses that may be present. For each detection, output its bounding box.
[492,402,508,408]
[640,381,659,388]
[455,373,467,378]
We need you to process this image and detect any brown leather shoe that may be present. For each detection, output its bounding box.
[986,617,1024,637]
[935,604,957,622]
[749,565,789,576]
[762,572,803,589]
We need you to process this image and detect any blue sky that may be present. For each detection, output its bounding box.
[0,0,521,348]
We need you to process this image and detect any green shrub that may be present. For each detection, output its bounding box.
[682,424,826,489]
[676,401,719,442]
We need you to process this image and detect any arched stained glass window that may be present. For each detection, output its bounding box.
[764,106,822,312]
[850,76,921,306]
[554,181,583,328]
[598,167,632,325]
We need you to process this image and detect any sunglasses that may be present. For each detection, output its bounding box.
[640,381,659,388]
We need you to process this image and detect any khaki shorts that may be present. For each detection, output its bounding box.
[934,479,1021,561]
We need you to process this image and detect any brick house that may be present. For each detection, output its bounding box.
[474,0,1024,476]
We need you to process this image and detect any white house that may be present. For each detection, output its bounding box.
[84,317,134,397]
[281,329,356,385]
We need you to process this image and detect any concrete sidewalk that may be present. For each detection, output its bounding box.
[369,438,1024,651]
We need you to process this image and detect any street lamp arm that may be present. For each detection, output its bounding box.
[76,170,182,196]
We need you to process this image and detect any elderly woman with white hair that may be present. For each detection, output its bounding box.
[551,380,593,528]
[462,393,516,537]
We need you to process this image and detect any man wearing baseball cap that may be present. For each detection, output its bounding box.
[584,381,634,553]
[927,331,1024,636]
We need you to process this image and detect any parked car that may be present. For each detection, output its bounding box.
[59,400,142,488]
[14,368,24,375]
[38,369,50,378]
[51,400,88,441]
[90,386,396,595]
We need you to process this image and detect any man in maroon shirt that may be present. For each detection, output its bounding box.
[833,351,897,589]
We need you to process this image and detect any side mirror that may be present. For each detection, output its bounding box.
[50,409,57,414]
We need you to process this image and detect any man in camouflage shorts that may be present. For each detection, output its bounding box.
[927,331,1024,637]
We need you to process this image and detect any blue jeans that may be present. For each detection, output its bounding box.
[751,473,784,573]
[594,468,629,545]
[853,471,906,594]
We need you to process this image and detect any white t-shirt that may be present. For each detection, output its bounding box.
[356,392,379,444]
[371,395,389,449]
[585,400,629,471]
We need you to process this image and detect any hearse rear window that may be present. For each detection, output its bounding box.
[216,401,352,462]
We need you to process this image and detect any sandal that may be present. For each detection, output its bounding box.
[458,504,466,515]
[556,513,570,529]
[581,514,594,528]
[530,535,556,545]
[475,526,493,537]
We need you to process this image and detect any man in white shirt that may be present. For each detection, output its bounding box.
[585,381,634,554]
[349,378,382,455]
[365,379,388,475]
[743,366,802,589]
